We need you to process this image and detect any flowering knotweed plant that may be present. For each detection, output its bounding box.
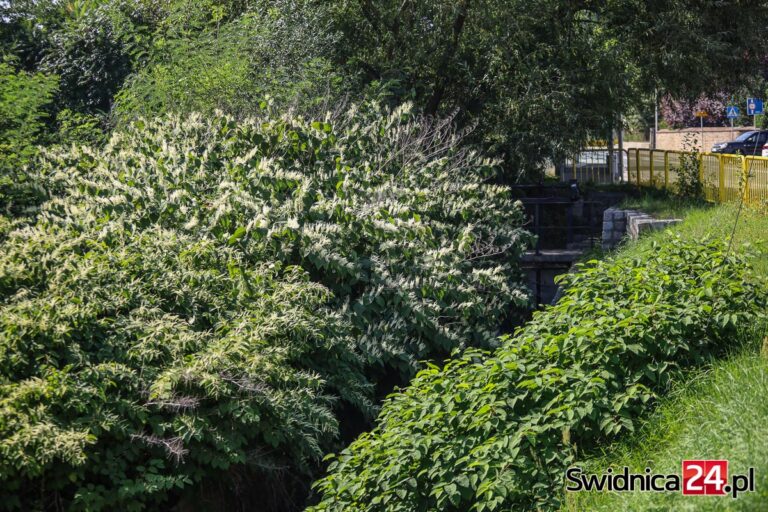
[36,102,531,373]
[0,102,530,509]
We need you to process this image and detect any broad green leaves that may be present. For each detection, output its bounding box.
[310,237,768,511]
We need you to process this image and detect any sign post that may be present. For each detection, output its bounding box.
[746,98,764,127]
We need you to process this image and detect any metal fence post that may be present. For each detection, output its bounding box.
[649,150,654,186]
[718,155,725,203]
[636,149,641,186]
[743,156,750,203]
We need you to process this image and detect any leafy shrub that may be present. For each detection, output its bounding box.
[0,103,529,509]
[0,224,366,511]
[0,61,58,165]
[37,104,531,375]
[40,0,159,112]
[674,132,704,200]
[310,237,767,511]
[113,0,343,122]
[0,60,58,215]
[54,108,106,147]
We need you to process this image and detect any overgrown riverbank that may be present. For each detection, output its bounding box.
[310,200,768,511]
[563,199,768,511]
[0,108,532,511]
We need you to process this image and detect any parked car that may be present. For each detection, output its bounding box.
[711,130,768,155]
[763,143,768,158]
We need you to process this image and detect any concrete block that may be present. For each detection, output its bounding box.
[602,207,680,249]
[635,218,681,236]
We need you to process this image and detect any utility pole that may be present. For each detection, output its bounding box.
[617,116,624,183]
[652,88,658,150]
[607,120,614,185]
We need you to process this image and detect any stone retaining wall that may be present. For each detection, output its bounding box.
[602,208,682,250]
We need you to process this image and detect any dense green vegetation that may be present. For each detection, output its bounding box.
[558,201,768,511]
[308,201,768,511]
[565,333,768,511]
[616,200,768,277]
[310,233,767,510]
[0,229,361,510]
[3,1,768,511]
[3,1,767,178]
[0,61,57,168]
[113,0,340,122]
[0,61,57,212]
[0,105,530,510]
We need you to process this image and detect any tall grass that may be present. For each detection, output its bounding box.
[565,324,768,511]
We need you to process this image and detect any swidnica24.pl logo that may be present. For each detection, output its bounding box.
[566,460,756,499]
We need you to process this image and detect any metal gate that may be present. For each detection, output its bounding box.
[555,149,629,184]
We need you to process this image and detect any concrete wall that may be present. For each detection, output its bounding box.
[655,127,754,152]
[602,208,681,250]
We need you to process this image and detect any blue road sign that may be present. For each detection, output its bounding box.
[726,106,740,118]
[747,98,764,116]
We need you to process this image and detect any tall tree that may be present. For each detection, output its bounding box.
[327,0,768,179]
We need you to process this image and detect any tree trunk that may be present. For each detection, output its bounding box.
[425,0,471,115]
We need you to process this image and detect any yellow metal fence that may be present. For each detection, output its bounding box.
[628,149,768,207]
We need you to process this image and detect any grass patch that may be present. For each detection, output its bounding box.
[564,325,768,512]
[619,191,710,219]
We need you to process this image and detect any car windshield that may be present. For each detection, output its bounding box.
[734,131,757,142]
